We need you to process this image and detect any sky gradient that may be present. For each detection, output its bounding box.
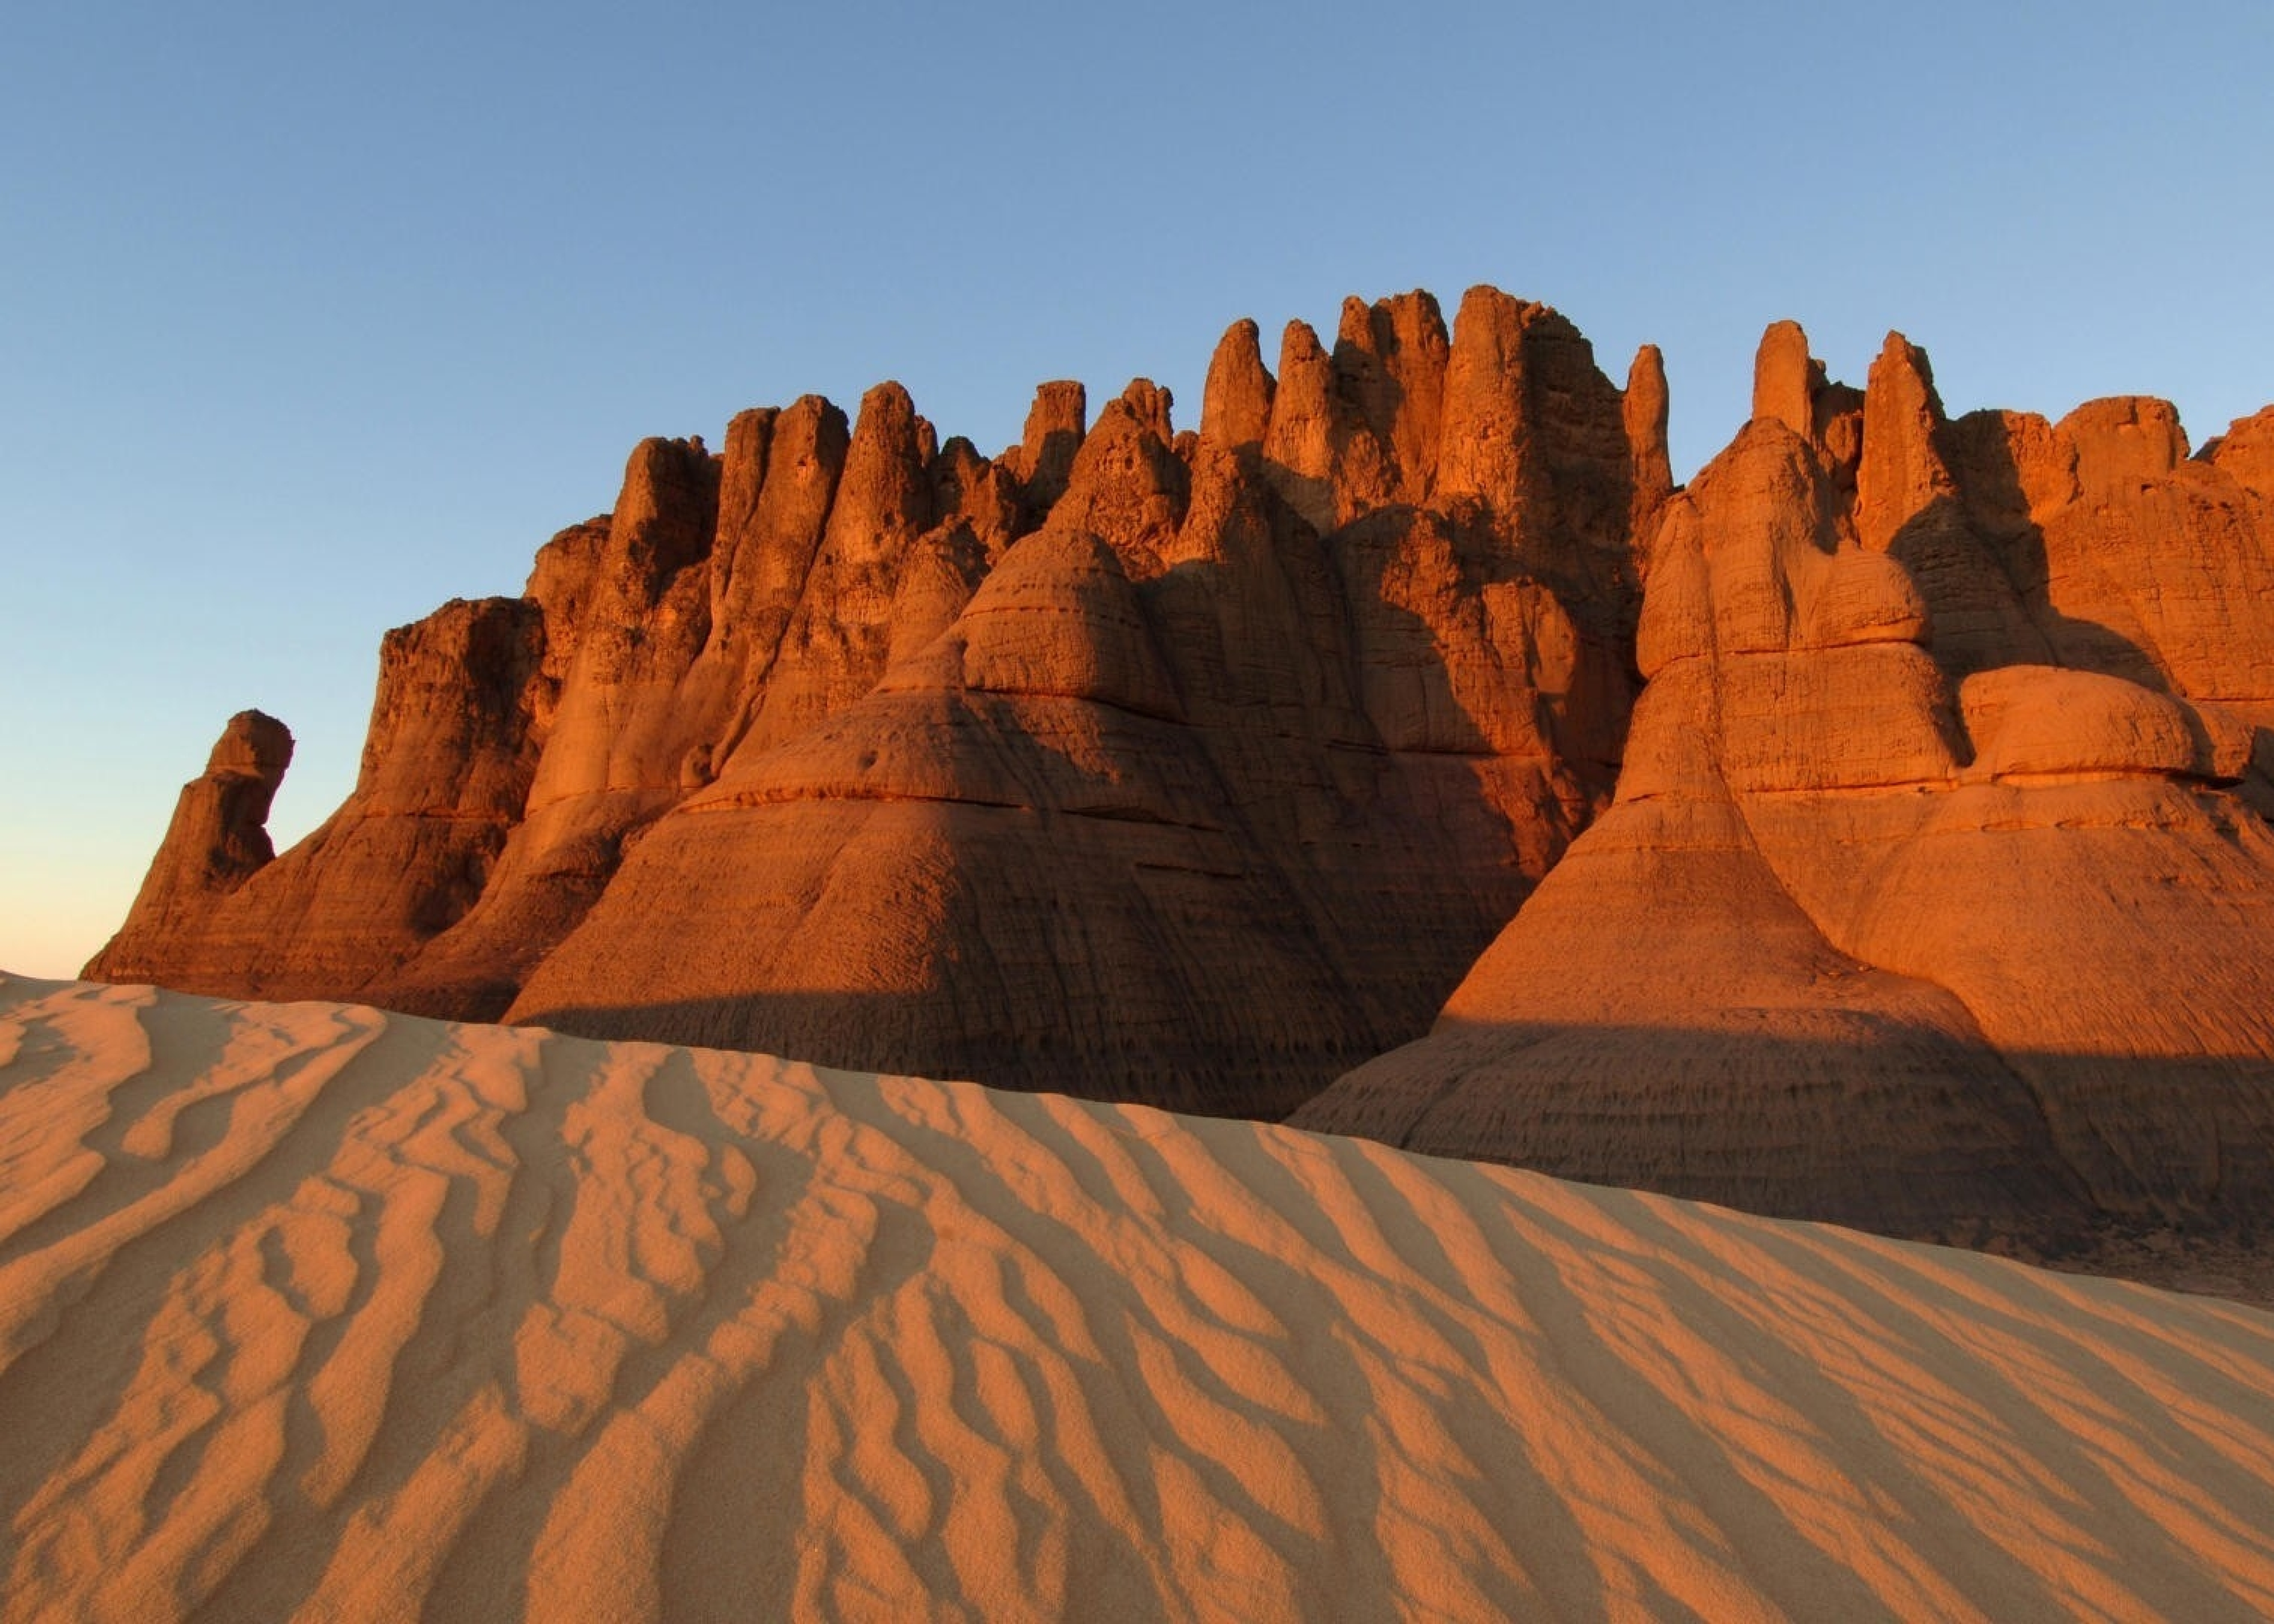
[6,0,2271,976]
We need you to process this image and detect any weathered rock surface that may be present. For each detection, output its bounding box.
[90,596,548,1003]
[505,302,1640,1115]
[90,296,2274,1247]
[93,286,1642,1117]
[91,710,294,964]
[1295,320,2274,1248]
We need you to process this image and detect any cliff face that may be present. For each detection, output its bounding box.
[90,285,1650,1117]
[91,601,548,1001]
[89,290,2274,1242]
[1293,323,2274,1246]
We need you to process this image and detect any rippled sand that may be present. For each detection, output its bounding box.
[4,973,2272,1621]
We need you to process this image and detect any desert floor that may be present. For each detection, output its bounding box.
[4,973,2272,1621]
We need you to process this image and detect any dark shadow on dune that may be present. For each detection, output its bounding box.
[497,987,2274,1306]
[516,987,1395,1124]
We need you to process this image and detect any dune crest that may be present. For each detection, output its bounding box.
[5,972,2273,1620]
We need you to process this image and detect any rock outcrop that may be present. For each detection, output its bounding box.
[91,596,549,1003]
[93,286,1642,1118]
[91,294,2274,1249]
[96,710,294,960]
[1294,320,2274,1249]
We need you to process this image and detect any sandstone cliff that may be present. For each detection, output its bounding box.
[90,292,2274,1248]
[1292,322,2274,1249]
[91,286,1648,1117]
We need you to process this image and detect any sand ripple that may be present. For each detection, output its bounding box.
[4,974,2272,1621]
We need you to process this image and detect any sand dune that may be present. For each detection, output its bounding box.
[4,973,2273,1620]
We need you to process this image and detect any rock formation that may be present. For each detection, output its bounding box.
[88,290,2274,1249]
[99,710,295,956]
[92,600,550,1003]
[1293,320,2274,1250]
[91,286,1645,1118]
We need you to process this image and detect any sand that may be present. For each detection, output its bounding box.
[3,972,2272,1621]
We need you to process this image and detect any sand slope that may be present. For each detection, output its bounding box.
[4,974,2273,1621]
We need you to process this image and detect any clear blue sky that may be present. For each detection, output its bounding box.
[5,0,2270,977]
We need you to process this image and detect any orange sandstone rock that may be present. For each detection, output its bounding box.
[1297,321,2274,1243]
[1750,318,1816,439]
[92,294,2274,1248]
[98,285,1645,1117]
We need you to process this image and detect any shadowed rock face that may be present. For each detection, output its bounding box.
[92,286,1643,1118]
[89,295,2274,1243]
[1294,322,2274,1247]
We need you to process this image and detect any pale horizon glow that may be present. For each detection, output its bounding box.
[5,1,2271,977]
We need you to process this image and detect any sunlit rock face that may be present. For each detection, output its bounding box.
[1295,321,2274,1253]
[91,287,1648,1119]
[88,297,2274,1254]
